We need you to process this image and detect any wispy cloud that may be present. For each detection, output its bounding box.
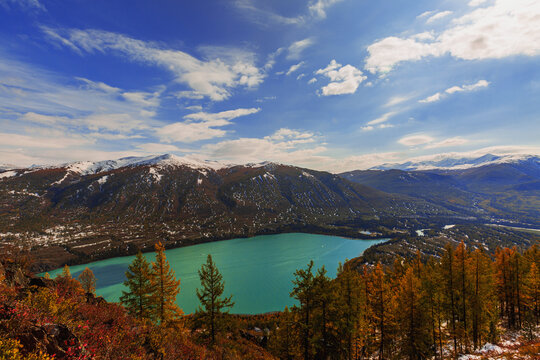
[156,108,260,143]
[286,61,305,75]
[0,0,45,12]
[425,10,453,24]
[419,79,489,103]
[425,136,468,149]
[42,27,265,101]
[308,0,344,19]
[398,134,435,146]
[367,111,396,125]
[287,38,315,60]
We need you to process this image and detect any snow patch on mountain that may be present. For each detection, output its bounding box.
[42,154,232,176]
[148,168,162,183]
[0,170,17,179]
[97,175,109,185]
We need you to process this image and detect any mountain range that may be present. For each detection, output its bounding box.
[0,153,538,270]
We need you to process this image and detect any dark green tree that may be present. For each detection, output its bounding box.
[120,251,154,321]
[195,254,234,344]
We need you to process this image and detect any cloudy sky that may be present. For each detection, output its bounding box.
[0,0,539,171]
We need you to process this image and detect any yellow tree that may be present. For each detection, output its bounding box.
[150,242,182,324]
[78,267,96,294]
[523,262,540,328]
[395,266,431,360]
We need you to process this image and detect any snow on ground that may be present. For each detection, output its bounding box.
[0,170,17,179]
[444,224,456,229]
[97,175,109,185]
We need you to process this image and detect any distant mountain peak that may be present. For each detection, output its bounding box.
[371,153,539,171]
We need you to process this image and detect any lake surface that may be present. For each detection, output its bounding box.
[47,233,386,314]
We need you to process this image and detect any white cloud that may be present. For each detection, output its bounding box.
[234,0,343,26]
[367,111,396,125]
[316,60,367,96]
[419,92,442,103]
[0,132,91,149]
[308,77,317,84]
[156,122,227,143]
[287,38,315,60]
[417,10,435,19]
[426,10,453,24]
[185,105,203,111]
[199,128,324,167]
[233,0,305,26]
[361,126,374,131]
[0,0,45,11]
[425,137,468,149]
[264,47,284,70]
[286,61,305,75]
[42,27,265,101]
[157,108,260,143]
[308,0,343,19]
[398,134,435,146]
[135,143,186,153]
[365,0,540,74]
[469,0,489,6]
[75,77,120,93]
[419,80,489,103]
[385,96,410,107]
[122,91,160,108]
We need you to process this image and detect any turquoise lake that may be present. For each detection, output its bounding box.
[47,233,386,314]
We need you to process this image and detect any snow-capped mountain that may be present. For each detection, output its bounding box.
[371,153,539,171]
[1,156,448,270]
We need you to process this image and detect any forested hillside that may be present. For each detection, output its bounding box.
[1,239,538,359]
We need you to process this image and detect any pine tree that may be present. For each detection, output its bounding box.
[195,254,234,344]
[78,267,96,294]
[120,251,154,321]
[335,263,362,360]
[150,242,182,324]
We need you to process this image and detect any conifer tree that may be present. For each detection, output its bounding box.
[78,267,96,294]
[195,254,234,344]
[335,263,362,360]
[150,242,182,324]
[120,251,154,321]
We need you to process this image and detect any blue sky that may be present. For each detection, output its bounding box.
[0,0,539,171]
